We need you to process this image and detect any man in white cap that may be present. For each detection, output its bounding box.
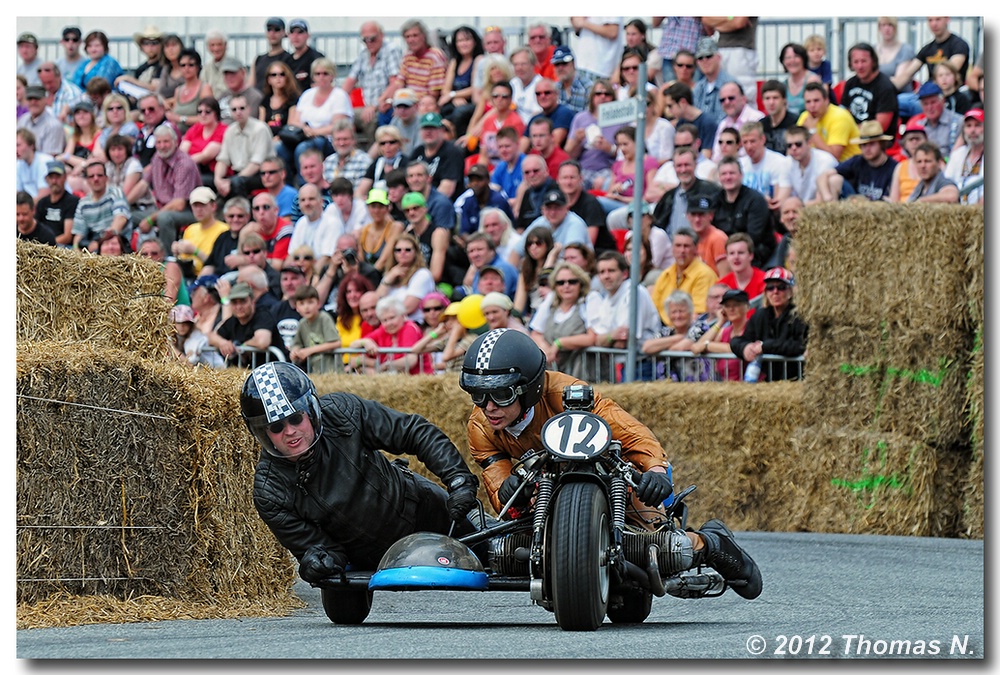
[171,187,229,279]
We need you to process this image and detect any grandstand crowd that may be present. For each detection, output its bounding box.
[15,16,984,381]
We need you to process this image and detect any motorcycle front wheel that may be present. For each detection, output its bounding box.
[321,587,374,624]
[549,481,611,631]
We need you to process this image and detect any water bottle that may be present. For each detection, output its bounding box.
[744,357,762,383]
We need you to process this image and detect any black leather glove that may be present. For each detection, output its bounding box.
[635,470,673,507]
[498,474,530,507]
[299,545,346,584]
[447,486,479,521]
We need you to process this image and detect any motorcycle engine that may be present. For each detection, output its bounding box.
[488,532,532,576]
[622,527,693,576]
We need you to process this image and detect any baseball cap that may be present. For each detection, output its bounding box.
[266,17,285,31]
[764,267,795,286]
[917,81,943,99]
[191,275,219,292]
[687,194,715,213]
[467,164,490,179]
[400,192,427,209]
[627,201,653,218]
[420,112,444,128]
[480,291,514,311]
[281,265,306,276]
[228,281,254,300]
[552,45,574,64]
[542,189,567,206]
[71,99,96,115]
[479,265,506,281]
[24,85,45,99]
[18,32,39,46]
[289,19,309,32]
[366,188,390,205]
[721,288,749,304]
[189,186,217,204]
[964,108,985,123]
[392,88,418,107]
[902,117,928,136]
[46,160,66,176]
[695,37,719,59]
[220,57,245,74]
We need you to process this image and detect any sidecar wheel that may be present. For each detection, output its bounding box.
[321,587,373,625]
[549,482,610,631]
[607,589,653,624]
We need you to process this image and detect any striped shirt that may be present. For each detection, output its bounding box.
[395,48,448,98]
[323,149,373,185]
[73,186,131,240]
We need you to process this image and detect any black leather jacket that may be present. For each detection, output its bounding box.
[253,392,477,568]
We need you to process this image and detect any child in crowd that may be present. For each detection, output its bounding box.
[290,285,341,374]
[803,34,832,85]
[169,305,224,368]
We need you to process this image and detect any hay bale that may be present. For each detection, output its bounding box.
[17,341,295,609]
[802,324,971,447]
[16,240,171,355]
[796,203,978,334]
[785,424,940,535]
[960,341,984,538]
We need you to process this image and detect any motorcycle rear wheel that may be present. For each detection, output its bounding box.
[549,482,610,631]
[607,588,653,624]
[321,587,373,624]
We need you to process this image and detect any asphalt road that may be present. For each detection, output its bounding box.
[16,531,984,660]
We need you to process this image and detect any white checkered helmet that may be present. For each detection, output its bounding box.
[460,328,547,411]
[241,362,323,457]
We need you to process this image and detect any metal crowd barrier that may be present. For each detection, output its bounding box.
[200,345,286,369]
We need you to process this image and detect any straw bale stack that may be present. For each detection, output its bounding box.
[16,240,172,354]
[17,342,297,621]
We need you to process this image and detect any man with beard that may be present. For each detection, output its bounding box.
[133,125,201,250]
[944,108,984,204]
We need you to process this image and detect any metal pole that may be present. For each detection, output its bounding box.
[625,62,648,383]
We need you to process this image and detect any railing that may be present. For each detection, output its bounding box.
[200,345,286,369]
[288,345,805,382]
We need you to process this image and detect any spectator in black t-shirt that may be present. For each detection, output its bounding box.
[34,160,78,246]
[556,159,616,254]
[841,43,899,136]
[816,120,898,202]
[17,190,58,245]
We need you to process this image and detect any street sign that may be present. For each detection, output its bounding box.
[597,97,639,127]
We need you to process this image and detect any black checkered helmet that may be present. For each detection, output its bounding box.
[241,362,323,457]
[460,328,547,410]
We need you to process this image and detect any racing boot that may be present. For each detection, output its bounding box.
[694,519,762,600]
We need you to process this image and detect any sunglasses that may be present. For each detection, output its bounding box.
[107,105,125,112]
[527,239,543,246]
[293,255,314,261]
[394,247,414,253]
[63,36,81,42]
[252,204,273,211]
[469,385,523,408]
[719,96,738,103]
[765,284,789,292]
[555,278,581,286]
[268,71,286,77]
[593,90,612,97]
[536,90,556,96]
[720,139,738,145]
[621,65,639,72]
[675,62,695,69]
[140,106,159,113]
[379,140,399,145]
[787,140,806,148]
[243,248,264,255]
[423,305,444,311]
[260,169,281,176]
[361,36,379,44]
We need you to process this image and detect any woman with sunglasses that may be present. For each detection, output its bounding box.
[62,101,101,194]
[260,61,301,141]
[615,47,657,101]
[373,232,435,324]
[179,96,226,186]
[354,126,407,201]
[92,94,139,163]
[512,226,554,321]
[285,58,352,174]
[565,78,623,191]
[528,260,598,381]
[165,48,214,136]
[728,267,808,382]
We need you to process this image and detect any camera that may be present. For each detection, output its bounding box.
[341,248,357,264]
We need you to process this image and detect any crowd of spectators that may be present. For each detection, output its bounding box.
[17,16,983,380]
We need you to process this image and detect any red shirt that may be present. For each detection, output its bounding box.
[532,145,570,180]
[259,216,294,263]
[367,320,433,374]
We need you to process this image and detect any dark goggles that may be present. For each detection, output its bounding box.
[469,386,523,408]
[267,412,305,434]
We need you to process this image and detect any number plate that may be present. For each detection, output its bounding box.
[540,411,612,461]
